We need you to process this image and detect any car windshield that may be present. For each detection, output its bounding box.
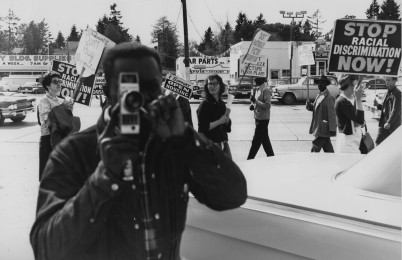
[231,78,253,84]
[335,127,401,197]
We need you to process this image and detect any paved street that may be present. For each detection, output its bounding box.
[0,95,381,260]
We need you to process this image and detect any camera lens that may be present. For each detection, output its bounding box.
[124,91,143,111]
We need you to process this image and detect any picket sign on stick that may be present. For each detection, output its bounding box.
[73,67,86,104]
[238,29,271,89]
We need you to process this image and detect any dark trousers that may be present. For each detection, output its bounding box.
[39,135,52,181]
[247,119,274,159]
[311,136,334,153]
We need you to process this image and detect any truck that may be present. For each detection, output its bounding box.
[1,74,42,92]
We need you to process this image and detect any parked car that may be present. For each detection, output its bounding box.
[0,92,36,125]
[191,80,205,99]
[273,75,339,105]
[361,79,387,104]
[228,77,254,98]
[19,81,45,94]
[182,127,402,260]
[0,81,21,92]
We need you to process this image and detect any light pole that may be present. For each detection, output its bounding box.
[279,11,306,83]
[47,35,53,71]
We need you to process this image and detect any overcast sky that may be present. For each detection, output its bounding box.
[1,0,388,46]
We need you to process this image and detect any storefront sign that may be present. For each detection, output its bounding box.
[0,55,73,71]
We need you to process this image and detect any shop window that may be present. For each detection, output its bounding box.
[282,70,290,78]
[270,70,279,79]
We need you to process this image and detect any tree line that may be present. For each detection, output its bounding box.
[0,0,399,70]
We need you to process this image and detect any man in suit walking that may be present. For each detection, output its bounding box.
[306,75,337,152]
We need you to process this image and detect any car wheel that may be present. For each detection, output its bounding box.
[0,113,5,125]
[10,115,26,122]
[282,93,296,105]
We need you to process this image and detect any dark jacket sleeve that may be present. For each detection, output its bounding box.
[49,105,73,148]
[30,131,127,260]
[388,90,401,125]
[197,101,210,135]
[338,98,364,125]
[170,127,247,211]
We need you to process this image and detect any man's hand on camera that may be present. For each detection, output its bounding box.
[146,94,185,139]
[98,105,141,180]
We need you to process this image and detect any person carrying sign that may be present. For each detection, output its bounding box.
[334,75,365,153]
[306,75,337,153]
[30,43,247,260]
[197,74,232,158]
[247,77,275,159]
[374,76,401,145]
[37,71,74,181]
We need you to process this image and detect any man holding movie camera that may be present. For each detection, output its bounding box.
[30,43,247,260]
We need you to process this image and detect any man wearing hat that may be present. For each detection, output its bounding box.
[306,75,337,152]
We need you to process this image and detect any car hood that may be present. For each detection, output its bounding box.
[237,152,401,228]
[0,95,35,102]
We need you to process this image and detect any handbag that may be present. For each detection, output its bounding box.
[359,124,375,154]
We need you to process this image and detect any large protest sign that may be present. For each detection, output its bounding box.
[328,19,401,76]
[298,43,316,65]
[163,74,193,99]
[239,55,268,77]
[242,29,271,65]
[52,60,96,106]
[75,28,115,77]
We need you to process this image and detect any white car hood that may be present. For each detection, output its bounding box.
[238,152,401,229]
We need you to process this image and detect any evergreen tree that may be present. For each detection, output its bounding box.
[151,16,181,69]
[234,12,254,42]
[55,31,66,49]
[378,0,401,20]
[253,13,266,29]
[198,27,218,55]
[1,9,20,54]
[96,15,109,35]
[67,25,80,41]
[366,0,380,19]
[307,9,326,37]
[22,20,49,54]
[301,20,315,41]
[135,35,141,44]
[95,3,132,43]
[216,21,235,54]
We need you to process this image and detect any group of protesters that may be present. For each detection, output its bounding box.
[306,74,400,154]
[190,73,401,159]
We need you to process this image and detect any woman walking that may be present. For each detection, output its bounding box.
[197,74,232,158]
[334,75,364,153]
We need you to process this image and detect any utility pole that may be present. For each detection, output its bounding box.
[279,11,307,84]
[181,0,190,82]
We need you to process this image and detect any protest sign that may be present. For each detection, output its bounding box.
[75,28,115,77]
[93,76,106,96]
[242,29,271,65]
[52,60,96,106]
[239,55,268,77]
[298,43,316,65]
[328,19,401,76]
[163,74,193,99]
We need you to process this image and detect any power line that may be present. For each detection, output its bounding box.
[187,11,203,41]
[174,4,182,28]
[203,0,222,30]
